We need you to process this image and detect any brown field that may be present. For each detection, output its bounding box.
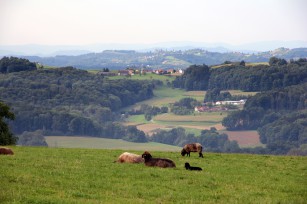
[221,130,261,147]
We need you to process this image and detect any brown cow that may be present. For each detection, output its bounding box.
[0,147,14,155]
[141,151,176,168]
[181,143,203,158]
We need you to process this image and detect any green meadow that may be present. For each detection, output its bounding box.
[1,147,306,203]
[45,136,181,151]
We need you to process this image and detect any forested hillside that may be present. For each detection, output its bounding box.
[172,57,307,155]
[173,58,307,91]
[222,83,307,154]
[0,65,155,143]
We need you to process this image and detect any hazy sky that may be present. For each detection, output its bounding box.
[1,0,306,46]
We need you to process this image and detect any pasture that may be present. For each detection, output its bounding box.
[45,136,181,151]
[1,147,306,203]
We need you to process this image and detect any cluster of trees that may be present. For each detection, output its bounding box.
[173,58,307,92]
[17,130,48,146]
[150,127,240,153]
[0,102,17,145]
[171,97,200,115]
[204,88,249,103]
[0,57,37,73]
[0,63,159,145]
[172,64,210,90]
[258,111,307,155]
[127,104,168,121]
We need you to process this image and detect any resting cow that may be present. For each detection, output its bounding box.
[115,152,144,163]
[0,147,14,155]
[141,151,176,168]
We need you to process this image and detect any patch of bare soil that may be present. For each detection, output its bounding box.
[221,130,261,147]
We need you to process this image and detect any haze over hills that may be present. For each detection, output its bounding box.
[1,40,307,57]
[17,47,307,70]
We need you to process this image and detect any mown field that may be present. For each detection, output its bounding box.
[1,147,306,203]
[45,136,181,151]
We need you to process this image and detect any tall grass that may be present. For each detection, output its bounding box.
[1,147,306,203]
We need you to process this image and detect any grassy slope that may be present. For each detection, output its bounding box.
[1,147,306,203]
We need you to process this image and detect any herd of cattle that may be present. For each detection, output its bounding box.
[0,143,203,171]
[116,143,203,171]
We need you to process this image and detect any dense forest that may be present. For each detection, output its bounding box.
[0,57,155,144]
[173,58,307,91]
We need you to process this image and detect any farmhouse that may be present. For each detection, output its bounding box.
[178,68,184,74]
[118,70,132,76]
[215,100,246,106]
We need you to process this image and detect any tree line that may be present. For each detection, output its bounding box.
[173,58,307,92]
[0,56,37,73]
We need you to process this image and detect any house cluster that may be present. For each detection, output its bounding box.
[215,100,246,106]
[194,100,246,113]
[152,68,184,75]
[97,68,185,76]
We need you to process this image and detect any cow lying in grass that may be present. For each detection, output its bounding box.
[115,152,144,163]
[141,151,176,168]
[184,162,202,171]
[0,147,14,155]
[181,143,204,158]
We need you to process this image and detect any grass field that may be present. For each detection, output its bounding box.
[1,147,306,203]
[108,72,176,83]
[45,136,181,151]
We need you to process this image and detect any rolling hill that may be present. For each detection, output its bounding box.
[14,47,307,69]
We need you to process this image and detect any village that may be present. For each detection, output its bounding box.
[97,67,185,76]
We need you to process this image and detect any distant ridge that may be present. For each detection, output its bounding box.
[20,47,307,70]
[1,40,307,57]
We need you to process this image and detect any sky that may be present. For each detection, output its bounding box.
[0,0,307,46]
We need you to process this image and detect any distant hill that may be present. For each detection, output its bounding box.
[19,47,307,70]
[1,40,307,56]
